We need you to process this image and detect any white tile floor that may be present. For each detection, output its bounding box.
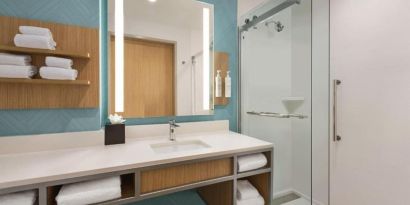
[281,198,311,205]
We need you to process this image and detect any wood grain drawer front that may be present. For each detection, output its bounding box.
[140,158,233,194]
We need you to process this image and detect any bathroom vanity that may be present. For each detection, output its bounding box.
[0,122,273,205]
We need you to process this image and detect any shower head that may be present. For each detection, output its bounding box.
[265,20,284,32]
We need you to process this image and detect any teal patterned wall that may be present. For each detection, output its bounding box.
[0,0,238,135]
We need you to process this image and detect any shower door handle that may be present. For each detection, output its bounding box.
[333,80,342,141]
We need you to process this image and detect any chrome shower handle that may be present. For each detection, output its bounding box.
[333,79,342,141]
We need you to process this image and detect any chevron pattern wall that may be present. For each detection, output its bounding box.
[0,0,100,136]
[0,0,99,28]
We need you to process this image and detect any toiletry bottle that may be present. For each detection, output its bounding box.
[215,70,222,97]
[225,71,231,98]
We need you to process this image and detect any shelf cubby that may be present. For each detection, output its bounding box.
[0,78,90,86]
[0,45,90,59]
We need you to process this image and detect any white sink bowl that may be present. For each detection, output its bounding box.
[150,140,211,154]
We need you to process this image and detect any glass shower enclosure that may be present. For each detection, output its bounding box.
[239,0,316,204]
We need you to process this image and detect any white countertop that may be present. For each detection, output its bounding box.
[0,131,272,190]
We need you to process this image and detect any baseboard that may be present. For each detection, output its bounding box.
[273,189,295,199]
[293,189,325,205]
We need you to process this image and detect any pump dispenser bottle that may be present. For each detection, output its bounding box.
[215,70,222,97]
[225,71,231,98]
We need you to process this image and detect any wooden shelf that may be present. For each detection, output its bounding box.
[0,78,90,86]
[0,45,90,59]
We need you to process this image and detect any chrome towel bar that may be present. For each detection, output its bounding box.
[247,111,308,119]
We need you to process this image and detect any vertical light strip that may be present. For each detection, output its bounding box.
[114,0,124,112]
[202,8,210,110]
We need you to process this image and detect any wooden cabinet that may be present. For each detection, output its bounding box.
[140,158,233,194]
[0,149,273,205]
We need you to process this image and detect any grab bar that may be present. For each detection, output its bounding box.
[247,111,308,119]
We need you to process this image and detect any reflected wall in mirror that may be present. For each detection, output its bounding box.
[108,0,214,118]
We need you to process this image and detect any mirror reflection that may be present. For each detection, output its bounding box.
[108,0,214,118]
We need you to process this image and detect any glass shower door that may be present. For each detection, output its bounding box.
[240,0,312,204]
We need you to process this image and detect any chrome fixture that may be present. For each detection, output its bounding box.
[169,120,180,141]
[265,20,284,32]
[240,0,301,32]
[333,80,342,141]
[247,111,308,119]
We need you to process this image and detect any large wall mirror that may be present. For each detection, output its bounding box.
[108,0,214,118]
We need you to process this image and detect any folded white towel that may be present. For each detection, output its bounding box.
[19,26,53,37]
[0,53,31,66]
[0,190,37,205]
[55,176,121,205]
[238,153,268,173]
[45,56,73,69]
[40,67,78,80]
[0,65,37,79]
[236,195,265,205]
[237,180,260,200]
[14,34,56,50]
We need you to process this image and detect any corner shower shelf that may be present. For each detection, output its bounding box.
[0,78,91,86]
[0,45,90,59]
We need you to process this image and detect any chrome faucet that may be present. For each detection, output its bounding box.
[169,120,180,141]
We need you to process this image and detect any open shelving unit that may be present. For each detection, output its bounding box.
[0,78,90,86]
[0,148,273,205]
[0,45,91,86]
[0,16,100,109]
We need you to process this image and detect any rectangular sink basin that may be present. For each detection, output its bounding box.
[150,140,210,154]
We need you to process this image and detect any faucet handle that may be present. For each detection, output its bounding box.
[169,120,180,127]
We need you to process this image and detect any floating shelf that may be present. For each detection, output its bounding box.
[0,45,90,59]
[0,78,90,86]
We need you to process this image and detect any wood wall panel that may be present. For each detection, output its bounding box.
[140,158,233,194]
[246,173,271,205]
[198,180,233,205]
[0,16,99,109]
[109,37,175,118]
[214,52,230,106]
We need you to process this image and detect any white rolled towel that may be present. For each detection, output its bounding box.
[0,53,31,66]
[237,180,260,200]
[236,195,265,205]
[0,65,37,79]
[45,56,73,69]
[237,153,268,173]
[0,190,37,205]
[55,176,121,205]
[19,26,53,37]
[40,66,78,80]
[14,34,56,50]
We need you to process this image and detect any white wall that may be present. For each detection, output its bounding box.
[312,0,330,204]
[331,0,410,204]
[290,0,312,200]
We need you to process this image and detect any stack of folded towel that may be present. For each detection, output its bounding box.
[14,26,57,50]
[0,53,37,79]
[55,176,121,205]
[237,180,265,205]
[237,153,268,173]
[40,56,77,80]
[0,190,37,205]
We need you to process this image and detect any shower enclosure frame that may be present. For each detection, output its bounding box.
[237,0,302,132]
[237,0,331,204]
